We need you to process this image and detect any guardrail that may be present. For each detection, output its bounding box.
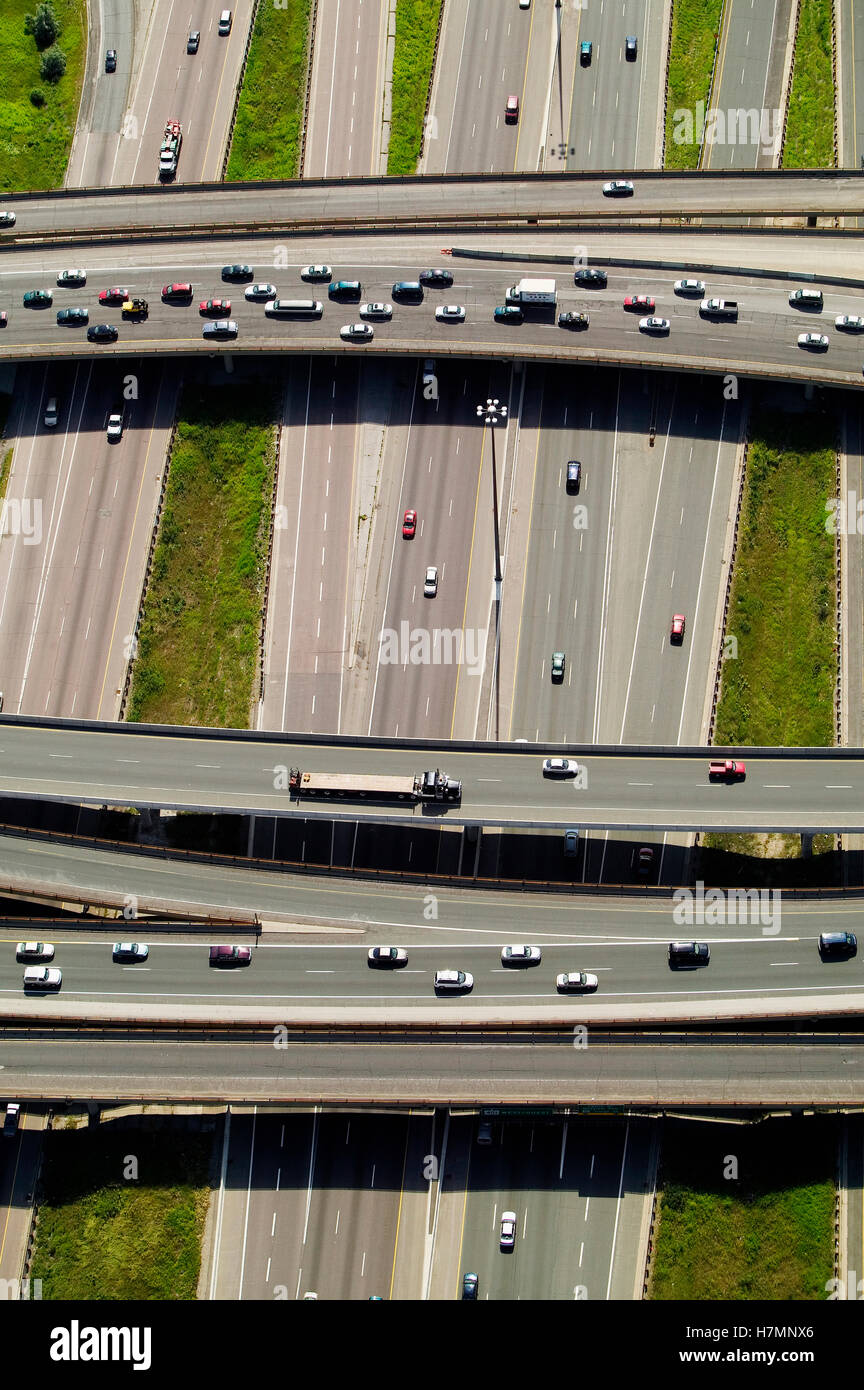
[659,0,675,167]
[299,0,321,175]
[831,0,840,170]
[697,0,729,172]
[706,429,750,745]
[417,0,446,166]
[835,440,843,746]
[257,418,282,704]
[778,0,802,170]
[220,0,261,180]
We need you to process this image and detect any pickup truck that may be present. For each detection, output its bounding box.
[699,299,738,320]
[708,759,746,781]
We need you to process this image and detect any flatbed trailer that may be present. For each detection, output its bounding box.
[288,767,462,802]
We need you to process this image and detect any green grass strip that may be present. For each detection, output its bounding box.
[126,383,277,728]
[0,0,86,192]
[387,0,442,176]
[782,0,834,168]
[31,1128,211,1299]
[664,0,724,170]
[224,0,312,181]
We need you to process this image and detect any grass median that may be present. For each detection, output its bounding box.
[782,0,834,168]
[0,0,86,191]
[126,383,277,728]
[224,0,312,180]
[387,0,442,175]
[664,0,724,170]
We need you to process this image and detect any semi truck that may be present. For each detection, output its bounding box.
[159,121,182,180]
[288,767,462,802]
[699,298,738,320]
[505,278,557,307]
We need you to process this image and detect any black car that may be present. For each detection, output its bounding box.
[625,35,638,60]
[419,268,453,288]
[668,941,710,968]
[574,268,607,287]
[222,264,253,281]
[187,31,200,53]
[558,312,589,330]
[462,1272,478,1300]
[818,931,857,959]
[87,323,118,342]
[105,49,117,72]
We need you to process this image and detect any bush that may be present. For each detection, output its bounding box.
[40,43,65,81]
[24,2,61,48]
[29,87,45,106]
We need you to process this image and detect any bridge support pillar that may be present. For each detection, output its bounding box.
[801,833,814,857]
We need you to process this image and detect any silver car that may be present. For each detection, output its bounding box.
[23,966,62,989]
[340,323,374,341]
[424,565,438,597]
[500,1212,517,1249]
[797,332,828,349]
[244,282,277,300]
[639,316,670,333]
[673,279,705,294]
[16,941,55,962]
[835,315,864,331]
[360,302,392,319]
[542,757,578,777]
[202,319,238,338]
[301,265,332,281]
[602,180,634,195]
[435,305,465,322]
[367,946,408,967]
[556,971,599,992]
[501,945,541,966]
[112,942,149,962]
[434,969,473,992]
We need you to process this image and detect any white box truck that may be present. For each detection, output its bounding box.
[505,278,557,307]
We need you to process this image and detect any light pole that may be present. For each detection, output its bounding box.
[476,398,507,588]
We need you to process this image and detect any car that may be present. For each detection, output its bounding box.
[112,942,149,962]
[88,323,119,342]
[105,49,117,72]
[639,316,670,333]
[340,322,374,341]
[501,945,541,966]
[574,267,607,287]
[519,0,531,8]
[423,565,438,597]
[23,966,62,990]
[187,30,200,53]
[218,9,232,34]
[44,396,58,429]
[835,314,864,331]
[402,509,417,538]
[708,759,746,780]
[500,1212,517,1249]
[0,312,6,328]
[302,1292,318,1300]
[625,35,638,59]
[670,613,686,642]
[798,332,828,349]
[668,941,710,967]
[98,287,128,305]
[435,304,465,322]
[122,297,148,318]
[222,264,253,281]
[0,691,4,708]
[245,283,277,301]
[23,289,52,307]
[551,650,566,681]
[558,311,589,330]
[162,283,193,300]
[462,1272,478,1299]
[57,269,86,286]
[0,212,16,227]
[419,269,454,287]
[542,757,579,777]
[209,945,251,966]
[434,969,473,992]
[202,319,238,338]
[329,280,362,300]
[360,302,392,320]
[556,971,599,992]
[624,294,654,312]
[106,413,123,440]
[566,460,581,492]
[633,846,655,877]
[367,946,408,967]
[477,1121,493,1144]
[16,941,55,962]
[673,278,706,295]
[3,1103,20,1138]
[580,40,593,65]
[494,305,523,323]
[564,828,580,857]
[818,931,857,959]
[300,265,332,282]
[602,180,634,195]
[200,298,231,316]
[505,95,519,123]
[56,307,88,325]
[789,288,823,308]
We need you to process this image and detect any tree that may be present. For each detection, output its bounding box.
[24,3,61,49]
[40,45,66,83]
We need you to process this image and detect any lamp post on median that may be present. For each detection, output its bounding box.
[476,398,507,590]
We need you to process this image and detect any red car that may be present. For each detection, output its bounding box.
[709,759,746,781]
[208,945,252,966]
[505,95,519,123]
[624,295,655,312]
[670,614,686,643]
[98,287,128,304]
[200,298,231,316]
[162,282,193,300]
[402,509,417,539]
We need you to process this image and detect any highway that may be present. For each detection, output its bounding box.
[564,0,665,171]
[703,0,793,172]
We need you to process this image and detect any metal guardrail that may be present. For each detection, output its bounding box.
[659,0,675,167]
[220,0,261,180]
[707,430,750,746]
[417,0,446,166]
[697,0,729,172]
[299,0,321,175]
[778,0,803,170]
[257,418,282,703]
[835,442,843,746]
[831,0,840,170]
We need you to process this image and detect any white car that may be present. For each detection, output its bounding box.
[423,565,438,597]
[340,323,374,341]
[16,941,55,962]
[112,942,149,962]
[542,757,579,777]
[57,269,86,286]
[244,282,277,300]
[367,946,408,966]
[434,969,473,992]
[602,180,634,195]
[798,332,828,349]
[435,304,465,322]
[360,302,392,319]
[556,971,599,992]
[106,413,123,440]
[300,265,332,281]
[23,966,62,989]
[673,279,705,294]
[835,315,864,331]
[501,945,542,966]
[500,1212,517,1248]
[0,211,16,227]
[639,316,670,332]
